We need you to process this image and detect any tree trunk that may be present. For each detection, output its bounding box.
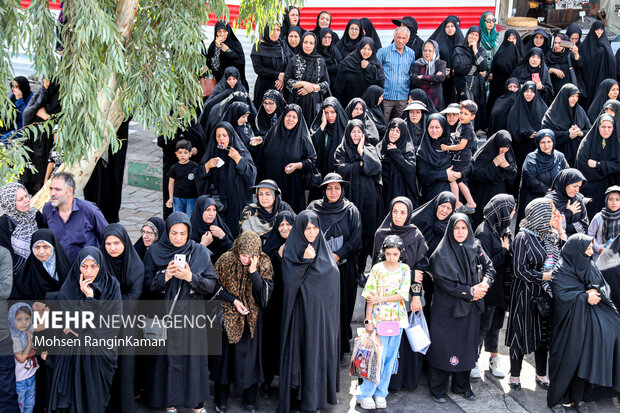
[31,0,139,210]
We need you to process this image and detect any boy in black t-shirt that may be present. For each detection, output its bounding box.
[166,139,199,215]
[440,100,477,214]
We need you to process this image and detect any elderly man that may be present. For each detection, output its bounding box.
[42,172,108,260]
[377,27,416,122]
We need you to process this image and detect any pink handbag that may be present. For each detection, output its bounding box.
[376,321,400,336]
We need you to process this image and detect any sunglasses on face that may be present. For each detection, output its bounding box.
[485,18,496,23]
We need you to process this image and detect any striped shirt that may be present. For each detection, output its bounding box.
[376,43,415,100]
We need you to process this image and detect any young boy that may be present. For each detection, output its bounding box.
[10,303,38,413]
[166,139,199,215]
[440,100,477,214]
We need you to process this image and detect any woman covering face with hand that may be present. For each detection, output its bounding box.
[190,196,233,262]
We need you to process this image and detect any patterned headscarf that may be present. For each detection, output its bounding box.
[214,231,273,343]
[520,198,561,264]
[0,183,39,258]
[601,186,620,241]
[483,194,516,238]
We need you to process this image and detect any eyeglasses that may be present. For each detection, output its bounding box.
[349,27,360,32]
[485,18,496,23]
[141,230,155,236]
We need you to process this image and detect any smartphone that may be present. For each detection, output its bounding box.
[560,40,574,49]
[174,254,186,268]
[531,73,540,83]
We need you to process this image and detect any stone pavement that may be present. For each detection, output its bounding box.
[119,126,620,413]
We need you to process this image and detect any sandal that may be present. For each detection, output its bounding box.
[508,376,521,391]
[166,408,177,413]
[536,376,550,390]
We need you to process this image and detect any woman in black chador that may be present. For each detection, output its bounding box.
[576,114,620,220]
[101,224,144,413]
[190,195,234,262]
[470,130,518,228]
[255,104,317,213]
[206,21,248,90]
[47,247,122,413]
[544,168,589,236]
[260,210,295,395]
[580,21,616,107]
[335,119,383,283]
[427,214,494,402]
[487,30,525,119]
[510,48,554,105]
[373,196,429,391]
[143,212,218,413]
[542,84,591,166]
[284,32,330,125]
[254,89,287,137]
[415,113,453,201]
[309,97,349,181]
[488,78,519,135]
[307,173,361,354]
[376,118,418,209]
[250,25,290,108]
[196,121,256,237]
[547,234,620,413]
[586,78,618,123]
[428,15,465,105]
[212,231,273,413]
[277,210,339,413]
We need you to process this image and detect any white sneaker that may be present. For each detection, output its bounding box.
[374,396,387,409]
[357,397,376,410]
[489,356,505,378]
[470,362,481,379]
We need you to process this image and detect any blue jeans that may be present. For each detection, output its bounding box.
[172,197,196,217]
[16,375,35,413]
[357,329,403,399]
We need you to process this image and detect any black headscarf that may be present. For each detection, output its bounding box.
[317,27,342,80]
[506,81,548,144]
[208,66,247,101]
[344,97,381,145]
[14,229,71,300]
[310,97,349,176]
[576,114,620,184]
[221,101,254,147]
[376,118,417,204]
[285,26,304,55]
[581,21,616,106]
[207,21,247,89]
[565,24,582,46]
[491,29,525,76]
[362,85,386,135]
[600,186,620,242]
[488,77,519,135]
[545,167,588,218]
[600,99,620,132]
[306,175,357,231]
[312,11,339,43]
[522,129,566,180]
[472,129,516,167]
[415,113,452,170]
[410,191,457,254]
[252,24,288,59]
[101,223,144,300]
[201,90,257,137]
[544,83,591,133]
[524,28,550,55]
[510,47,554,100]
[58,247,121,301]
[335,37,385,111]
[280,6,305,41]
[360,18,382,49]
[373,197,428,269]
[262,210,296,256]
[430,214,484,316]
[336,19,363,57]
[403,101,428,150]
[189,195,233,242]
[197,121,256,230]
[587,78,618,123]
[428,15,464,68]
[133,217,165,260]
[255,89,287,136]
[409,89,438,114]
[11,76,31,103]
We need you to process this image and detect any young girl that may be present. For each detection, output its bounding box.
[9,303,38,413]
[357,235,410,410]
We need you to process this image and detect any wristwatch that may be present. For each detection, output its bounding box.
[364,319,371,325]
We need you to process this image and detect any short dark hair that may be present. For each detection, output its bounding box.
[175,139,192,152]
[51,171,76,190]
[460,100,478,115]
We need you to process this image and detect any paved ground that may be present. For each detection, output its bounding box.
[119,126,620,413]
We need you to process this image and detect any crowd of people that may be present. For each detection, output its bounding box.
[1,6,620,413]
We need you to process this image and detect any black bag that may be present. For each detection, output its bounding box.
[531,294,553,318]
[304,163,322,189]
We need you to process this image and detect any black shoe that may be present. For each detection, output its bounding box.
[573,401,589,413]
[244,405,257,413]
[509,381,521,391]
[431,395,447,403]
[357,273,367,288]
[550,404,565,413]
[462,390,476,401]
[536,376,550,390]
[215,406,227,413]
[258,383,272,398]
